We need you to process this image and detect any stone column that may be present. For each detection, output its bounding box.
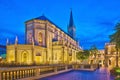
[91,65,93,69]
[35,68,40,76]
[72,65,74,69]
[54,66,57,74]
[81,64,84,69]
[73,65,76,70]
[65,65,68,70]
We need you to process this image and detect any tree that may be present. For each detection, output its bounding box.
[90,45,98,59]
[76,50,90,61]
[110,22,120,67]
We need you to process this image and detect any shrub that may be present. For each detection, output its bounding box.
[110,67,120,79]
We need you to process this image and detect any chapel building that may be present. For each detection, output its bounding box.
[6,11,82,65]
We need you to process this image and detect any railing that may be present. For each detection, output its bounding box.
[0,65,73,80]
[0,64,98,80]
[84,65,91,69]
[1,69,35,80]
[68,65,72,69]
[57,66,65,71]
[40,67,54,75]
[75,64,98,70]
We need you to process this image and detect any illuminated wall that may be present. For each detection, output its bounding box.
[6,16,81,65]
[104,43,117,69]
[6,45,46,65]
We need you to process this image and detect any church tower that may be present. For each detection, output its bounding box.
[68,10,76,39]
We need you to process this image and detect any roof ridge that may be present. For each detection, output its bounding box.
[35,15,77,41]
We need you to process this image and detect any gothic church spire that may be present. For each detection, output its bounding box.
[68,10,76,39]
[69,10,74,27]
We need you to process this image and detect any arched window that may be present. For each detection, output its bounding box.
[54,30,58,40]
[36,53,41,56]
[22,51,28,64]
[91,60,93,64]
[38,32,43,45]
[109,60,111,65]
[23,53,27,59]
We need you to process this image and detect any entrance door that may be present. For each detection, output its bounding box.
[22,51,28,64]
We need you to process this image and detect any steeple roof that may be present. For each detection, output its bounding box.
[69,10,74,27]
[68,10,76,39]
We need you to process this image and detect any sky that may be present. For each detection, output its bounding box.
[0,0,120,49]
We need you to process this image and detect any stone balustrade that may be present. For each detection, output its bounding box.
[0,64,98,80]
[0,65,73,80]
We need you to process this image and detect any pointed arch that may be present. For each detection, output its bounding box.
[21,50,29,64]
[38,32,43,45]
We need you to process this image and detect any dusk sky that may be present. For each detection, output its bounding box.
[0,0,120,49]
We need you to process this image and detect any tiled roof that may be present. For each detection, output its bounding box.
[35,15,76,41]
